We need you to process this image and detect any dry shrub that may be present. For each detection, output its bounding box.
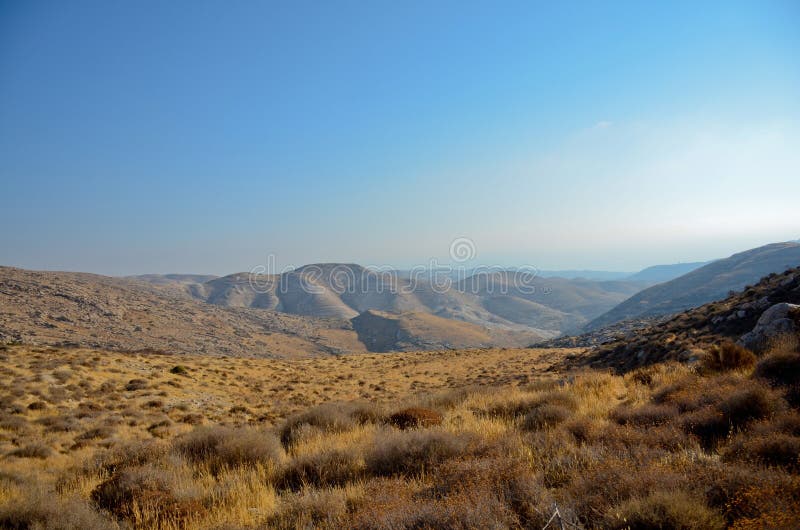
[427,457,555,528]
[366,429,475,477]
[277,448,364,490]
[754,349,800,399]
[124,379,148,391]
[27,400,47,411]
[701,341,756,374]
[611,402,680,427]
[0,491,113,530]
[600,423,692,452]
[723,433,800,472]
[0,415,28,432]
[174,426,284,472]
[487,390,577,420]
[179,413,204,425]
[37,415,79,433]
[76,426,115,441]
[280,402,382,446]
[91,465,204,526]
[349,476,520,530]
[8,443,53,459]
[268,488,349,529]
[604,490,724,529]
[388,407,442,430]
[102,440,170,474]
[705,466,800,527]
[682,382,785,448]
[521,404,571,431]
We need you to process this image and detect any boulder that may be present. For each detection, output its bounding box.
[739,303,800,353]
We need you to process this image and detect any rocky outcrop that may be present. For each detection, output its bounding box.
[739,303,800,353]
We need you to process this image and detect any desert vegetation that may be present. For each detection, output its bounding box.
[0,338,799,529]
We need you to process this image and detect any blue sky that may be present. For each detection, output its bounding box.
[1,1,798,275]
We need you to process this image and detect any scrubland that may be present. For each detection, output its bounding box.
[0,339,799,529]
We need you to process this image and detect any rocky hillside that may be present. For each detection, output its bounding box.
[582,265,800,371]
[170,264,648,337]
[587,242,800,330]
[0,267,545,356]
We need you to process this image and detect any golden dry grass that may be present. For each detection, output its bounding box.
[1,341,799,529]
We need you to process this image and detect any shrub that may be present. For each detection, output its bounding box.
[521,404,571,431]
[174,426,284,472]
[604,490,724,529]
[8,443,52,459]
[388,407,442,430]
[125,379,148,391]
[611,403,680,426]
[366,429,475,477]
[0,492,112,530]
[76,426,114,441]
[268,488,348,529]
[91,465,204,525]
[280,402,381,446]
[27,400,47,411]
[723,433,800,472]
[277,448,363,490]
[170,365,190,376]
[754,350,800,388]
[701,341,756,373]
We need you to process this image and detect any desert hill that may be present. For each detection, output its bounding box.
[176,265,648,336]
[0,266,548,355]
[587,242,800,330]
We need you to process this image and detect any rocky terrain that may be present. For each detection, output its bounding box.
[581,265,800,371]
[161,264,649,336]
[0,267,544,356]
[587,242,800,329]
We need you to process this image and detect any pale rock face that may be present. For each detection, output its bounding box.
[739,302,800,353]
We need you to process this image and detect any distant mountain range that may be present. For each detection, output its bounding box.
[586,242,800,330]
[4,241,798,356]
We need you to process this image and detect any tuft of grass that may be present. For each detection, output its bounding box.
[8,443,53,459]
[701,341,756,374]
[604,490,725,530]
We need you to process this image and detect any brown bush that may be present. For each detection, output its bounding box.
[0,492,112,530]
[280,402,381,446]
[701,341,756,374]
[754,350,800,389]
[388,407,442,430]
[366,429,475,477]
[124,379,148,391]
[268,488,348,529]
[723,433,800,472]
[487,390,578,420]
[174,426,284,472]
[611,402,680,426]
[8,443,53,459]
[604,490,724,529]
[705,466,800,527]
[91,465,204,525]
[26,400,47,411]
[37,415,79,433]
[682,383,785,448]
[76,426,115,441]
[521,404,571,431]
[277,448,363,490]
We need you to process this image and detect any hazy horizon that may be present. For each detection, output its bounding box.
[2,1,798,275]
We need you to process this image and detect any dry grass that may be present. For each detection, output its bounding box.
[1,341,799,528]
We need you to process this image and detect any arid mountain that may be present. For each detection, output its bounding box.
[579,265,800,371]
[587,242,800,330]
[0,267,365,358]
[624,261,708,282]
[177,265,647,335]
[0,266,546,355]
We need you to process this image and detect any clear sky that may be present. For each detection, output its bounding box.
[1,1,798,275]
